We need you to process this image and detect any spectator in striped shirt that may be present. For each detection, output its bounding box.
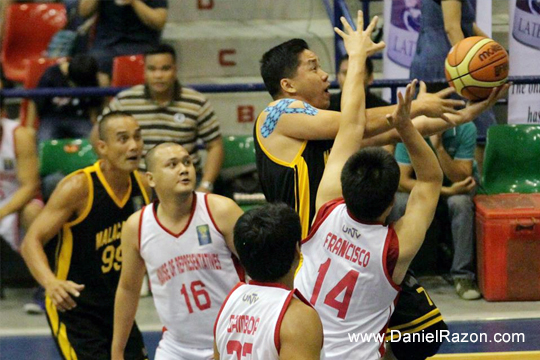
[103,44,224,193]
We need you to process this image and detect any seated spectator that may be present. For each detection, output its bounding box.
[328,56,389,111]
[103,44,224,193]
[388,123,481,300]
[27,55,101,142]
[78,0,168,84]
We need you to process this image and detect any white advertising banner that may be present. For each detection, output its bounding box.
[382,0,422,100]
[508,0,540,124]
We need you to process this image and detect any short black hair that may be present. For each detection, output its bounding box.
[341,147,400,221]
[145,142,181,172]
[260,38,309,98]
[99,111,135,141]
[68,55,98,87]
[234,203,301,282]
[144,43,177,62]
[338,55,374,76]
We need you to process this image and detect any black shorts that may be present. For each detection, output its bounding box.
[387,272,448,360]
[45,300,148,360]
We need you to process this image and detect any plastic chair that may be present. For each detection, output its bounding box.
[111,54,145,87]
[480,125,540,194]
[39,138,98,177]
[20,57,68,127]
[220,135,265,208]
[1,3,66,82]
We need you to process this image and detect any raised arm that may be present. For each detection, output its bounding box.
[20,173,89,311]
[0,127,39,220]
[362,84,509,147]
[112,211,146,360]
[391,85,444,284]
[315,12,384,211]
[130,0,168,31]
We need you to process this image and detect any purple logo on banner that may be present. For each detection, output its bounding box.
[513,0,540,49]
[387,0,422,68]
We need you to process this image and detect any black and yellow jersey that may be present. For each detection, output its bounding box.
[53,161,149,309]
[254,112,333,238]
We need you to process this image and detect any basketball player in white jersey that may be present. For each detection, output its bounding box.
[0,79,42,251]
[214,13,384,360]
[294,16,444,360]
[112,142,244,360]
[214,203,323,360]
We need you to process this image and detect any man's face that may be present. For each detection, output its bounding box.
[337,58,373,90]
[147,145,196,197]
[145,53,177,96]
[288,50,330,109]
[100,117,143,173]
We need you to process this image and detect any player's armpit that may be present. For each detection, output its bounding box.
[205,194,243,256]
[279,298,323,360]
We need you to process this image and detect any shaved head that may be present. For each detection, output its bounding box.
[145,142,186,172]
[99,111,136,141]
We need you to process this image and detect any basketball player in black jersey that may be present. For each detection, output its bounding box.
[256,37,507,237]
[21,111,151,360]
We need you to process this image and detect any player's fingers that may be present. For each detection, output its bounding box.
[66,281,84,297]
[397,91,404,107]
[334,27,346,39]
[340,16,353,34]
[436,86,456,98]
[371,42,386,53]
[419,80,427,94]
[442,106,460,115]
[440,114,455,125]
[386,114,394,125]
[365,15,379,35]
[443,99,466,108]
[356,10,364,33]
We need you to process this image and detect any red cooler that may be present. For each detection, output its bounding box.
[474,194,540,301]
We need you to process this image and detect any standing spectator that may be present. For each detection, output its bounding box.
[410,0,495,172]
[27,55,101,142]
[78,0,168,84]
[388,123,481,300]
[104,44,224,193]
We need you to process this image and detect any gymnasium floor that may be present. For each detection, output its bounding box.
[1,276,539,359]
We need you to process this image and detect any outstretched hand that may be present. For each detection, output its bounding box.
[386,80,417,130]
[415,81,464,123]
[334,10,385,59]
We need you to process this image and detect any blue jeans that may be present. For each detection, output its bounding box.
[388,192,476,280]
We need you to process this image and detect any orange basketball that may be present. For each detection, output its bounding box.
[445,36,509,101]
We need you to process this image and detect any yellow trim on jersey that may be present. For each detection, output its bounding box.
[255,111,308,168]
[45,296,78,359]
[133,170,150,204]
[387,308,442,332]
[386,315,444,340]
[430,351,540,360]
[294,157,311,239]
[56,227,75,282]
[95,160,133,208]
[64,166,94,228]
